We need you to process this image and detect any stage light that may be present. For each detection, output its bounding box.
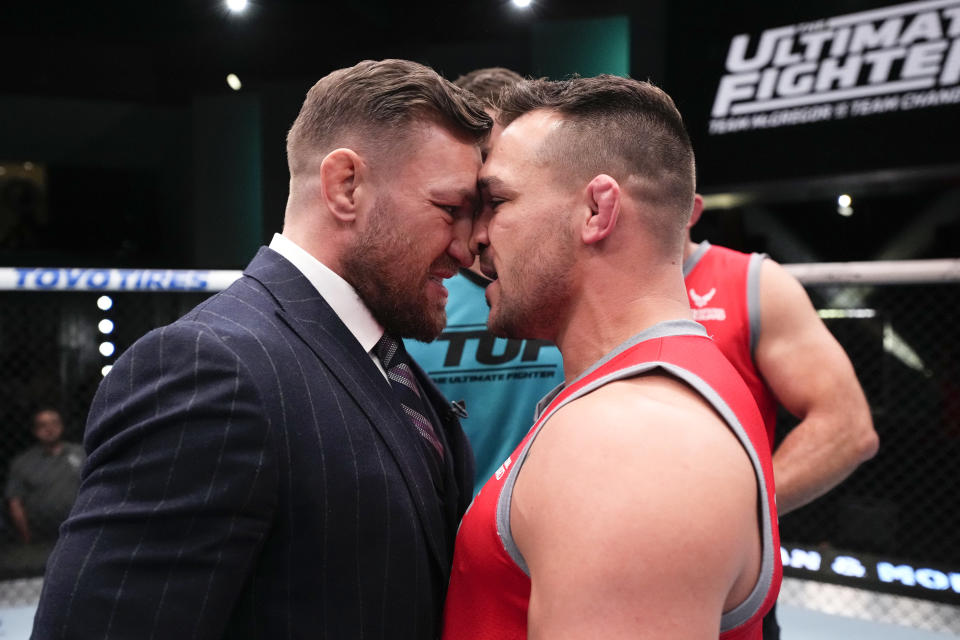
[97,295,113,311]
[226,0,248,13]
[98,319,115,334]
[227,74,242,91]
[512,0,532,8]
[837,194,853,216]
[100,342,115,357]
[101,365,113,377]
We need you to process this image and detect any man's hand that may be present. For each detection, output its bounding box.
[8,497,31,544]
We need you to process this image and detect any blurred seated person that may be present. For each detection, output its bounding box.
[5,407,85,545]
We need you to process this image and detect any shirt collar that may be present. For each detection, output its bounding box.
[269,233,384,353]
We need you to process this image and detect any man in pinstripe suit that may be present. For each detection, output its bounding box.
[31,59,490,639]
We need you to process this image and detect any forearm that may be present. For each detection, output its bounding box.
[772,410,877,515]
[8,499,31,543]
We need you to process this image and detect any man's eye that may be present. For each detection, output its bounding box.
[439,205,459,215]
[489,199,505,210]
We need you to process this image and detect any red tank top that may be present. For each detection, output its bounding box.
[441,321,781,640]
[684,242,779,445]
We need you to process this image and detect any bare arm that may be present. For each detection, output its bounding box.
[512,377,761,639]
[755,260,878,515]
[8,497,31,544]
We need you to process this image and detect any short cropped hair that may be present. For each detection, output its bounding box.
[287,59,492,175]
[31,405,62,421]
[453,67,525,109]
[497,75,696,241]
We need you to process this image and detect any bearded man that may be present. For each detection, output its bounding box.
[33,59,490,640]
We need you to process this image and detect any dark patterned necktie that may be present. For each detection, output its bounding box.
[374,334,445,459]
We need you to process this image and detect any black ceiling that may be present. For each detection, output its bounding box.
[1,0,635,104]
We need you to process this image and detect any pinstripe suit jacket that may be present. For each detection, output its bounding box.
[32,247,475,640]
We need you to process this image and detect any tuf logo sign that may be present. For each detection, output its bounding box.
[710,0,960,134]
[423,330,561,385]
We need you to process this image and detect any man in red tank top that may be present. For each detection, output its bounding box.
[443,76,780,639]
[682,197,879,638]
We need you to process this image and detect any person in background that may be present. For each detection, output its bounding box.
[5,406,84,545]
[406,67,565,490]
[684,195,879,638]
[442,75,780,639]
[31,59,489,640]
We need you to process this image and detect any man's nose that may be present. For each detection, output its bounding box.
[470,207,492,257]
[448,215,474,268]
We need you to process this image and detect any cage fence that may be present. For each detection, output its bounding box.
[0,261,958,632]
[775,259,960,633]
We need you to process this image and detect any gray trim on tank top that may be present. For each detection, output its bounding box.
[534,382,565,422]
[746,252,766,356]
[682,239,711,277]
[533,320,706,420]
[497,323,776,632]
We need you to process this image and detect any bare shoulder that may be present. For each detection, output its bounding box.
[514,374,758,530]
[759,258,816,317]
[511,372,762,634]
[521,373,754,483]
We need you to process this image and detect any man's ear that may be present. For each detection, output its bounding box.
[686,193,704,231]
[319,149,365,222]
[582,174,621,245]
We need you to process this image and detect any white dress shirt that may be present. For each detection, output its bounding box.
[269,233,388,378]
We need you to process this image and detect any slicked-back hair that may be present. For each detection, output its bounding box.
[497,75,696,246]
[287,59,492,175]
[453,67,525,109]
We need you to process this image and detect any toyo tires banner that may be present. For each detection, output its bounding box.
[0,267,242,292]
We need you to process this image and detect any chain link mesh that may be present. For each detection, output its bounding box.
[777,280,960,632]
[781,283,960,564]
[0,290,209,603]
[0,274,958,631]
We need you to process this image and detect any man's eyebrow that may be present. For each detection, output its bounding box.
[478,175,507,192]
[430,186,479,205]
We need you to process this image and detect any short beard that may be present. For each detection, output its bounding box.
[341,200,449,342]
[488,228,574,341]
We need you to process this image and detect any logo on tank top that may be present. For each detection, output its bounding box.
[688,287,727,322]
[494,456,513,481]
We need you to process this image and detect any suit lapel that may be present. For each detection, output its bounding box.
[242,247,451,569]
